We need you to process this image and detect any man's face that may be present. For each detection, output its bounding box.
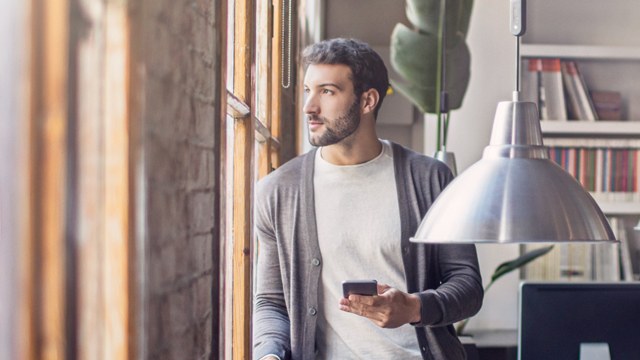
[303,64,361,147]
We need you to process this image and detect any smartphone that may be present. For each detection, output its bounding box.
[342,280,378,298]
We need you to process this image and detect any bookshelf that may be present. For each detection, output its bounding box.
[521,18,640,281]
[521,44,640,61]
[540,121,640,136]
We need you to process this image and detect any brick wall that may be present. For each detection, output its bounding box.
[142,0,218,359]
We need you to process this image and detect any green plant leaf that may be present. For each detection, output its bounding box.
[491,246,555,283]
[389,80,432,113]
[405,0,474,48]
[458,0,474,38]
[390,23,470,113]
[405,0,439,34]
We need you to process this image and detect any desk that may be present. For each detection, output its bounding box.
[465,329,518,360]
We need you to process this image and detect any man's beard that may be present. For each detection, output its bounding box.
[308,98,361,147]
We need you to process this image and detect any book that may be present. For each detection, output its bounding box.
[618,218,634,281]
[521,59,541,109]
[575,62,599,121]
[590,90,623,121]
[539,59,567,121]
[546,144,640,202]
[561,61,598,121]
[523,218,627,282]
[560,243,592,281]
[593,217,621,281]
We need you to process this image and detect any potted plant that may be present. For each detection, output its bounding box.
[390,0,474,174]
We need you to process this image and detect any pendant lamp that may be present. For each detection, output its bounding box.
[411,0,616,244]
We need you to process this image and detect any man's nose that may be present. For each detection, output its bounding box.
[303,93,320,115]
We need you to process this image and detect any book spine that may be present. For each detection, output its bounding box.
[618,219,634,281]
[606,148,612,192]
[622,149,628,192]
[561,61,581,120]
[540,58,567,120]
[574,62,599,121]
[522,59,541,109]
[596,149,604,193]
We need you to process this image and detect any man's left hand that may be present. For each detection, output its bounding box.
[339,283,421,328]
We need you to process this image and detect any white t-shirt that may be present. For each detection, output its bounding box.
[313,140,422,360]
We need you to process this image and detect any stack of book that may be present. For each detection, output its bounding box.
[544,138,640,202]
[522,217,636,282]
[522,58,623,121]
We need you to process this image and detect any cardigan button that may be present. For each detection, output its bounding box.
[309,307,317,316]
[312,258,321,266]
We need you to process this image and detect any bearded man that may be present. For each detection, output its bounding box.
[253,38,483,360]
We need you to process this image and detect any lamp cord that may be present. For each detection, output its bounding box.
[515,36,520,93]
[281,0,292,89]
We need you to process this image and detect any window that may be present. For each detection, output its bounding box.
[219,0,288,357]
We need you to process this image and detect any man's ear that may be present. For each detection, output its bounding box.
[361,89,380,116]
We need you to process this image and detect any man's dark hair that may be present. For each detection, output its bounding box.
[302,38,389,119]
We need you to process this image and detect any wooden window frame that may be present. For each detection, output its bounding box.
[221,0,285,358]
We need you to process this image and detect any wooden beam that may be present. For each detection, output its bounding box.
[232,0,256,358]
[271,0,283,168]
[74,0,106,356]
[227,91,251,117]
[20,0,40,358]
[103,1,129,358]
[39,0,70,357]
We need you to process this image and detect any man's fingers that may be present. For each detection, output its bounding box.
[349,294,378,306]
[377,283,391,295]
[340,301,383,322]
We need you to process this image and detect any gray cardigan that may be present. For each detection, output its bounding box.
[253,143,483,360]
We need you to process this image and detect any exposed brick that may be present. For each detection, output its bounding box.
[187,146,214,189]
[147,185,188,242]
[189,234,213,274]
[147,136,189,184]
[193,101,215,146]
[143,0,217,357]
[148,246,164,293]
[146,76,190,140]
[192,274,212,319]
[146,24,172,77]
[167,289,192,335]
[171,329,196,360]
[159,243,177,285]
[147,295,163,352]
[173,237,191,280]
[187,190,214,233]
[194,315,213,358]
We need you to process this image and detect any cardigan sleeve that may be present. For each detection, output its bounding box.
[411,244,484,327]
[253,183,292,360]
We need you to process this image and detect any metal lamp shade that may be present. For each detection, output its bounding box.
[412,98,617,244]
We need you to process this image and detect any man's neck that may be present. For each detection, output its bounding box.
[320,133,383,166]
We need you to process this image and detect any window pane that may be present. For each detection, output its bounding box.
[222,114,235,359]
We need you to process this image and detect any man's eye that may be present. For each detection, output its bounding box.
[304,88,310,93]
[323,89,333,94]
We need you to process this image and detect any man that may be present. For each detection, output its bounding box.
[253,38,483,360]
